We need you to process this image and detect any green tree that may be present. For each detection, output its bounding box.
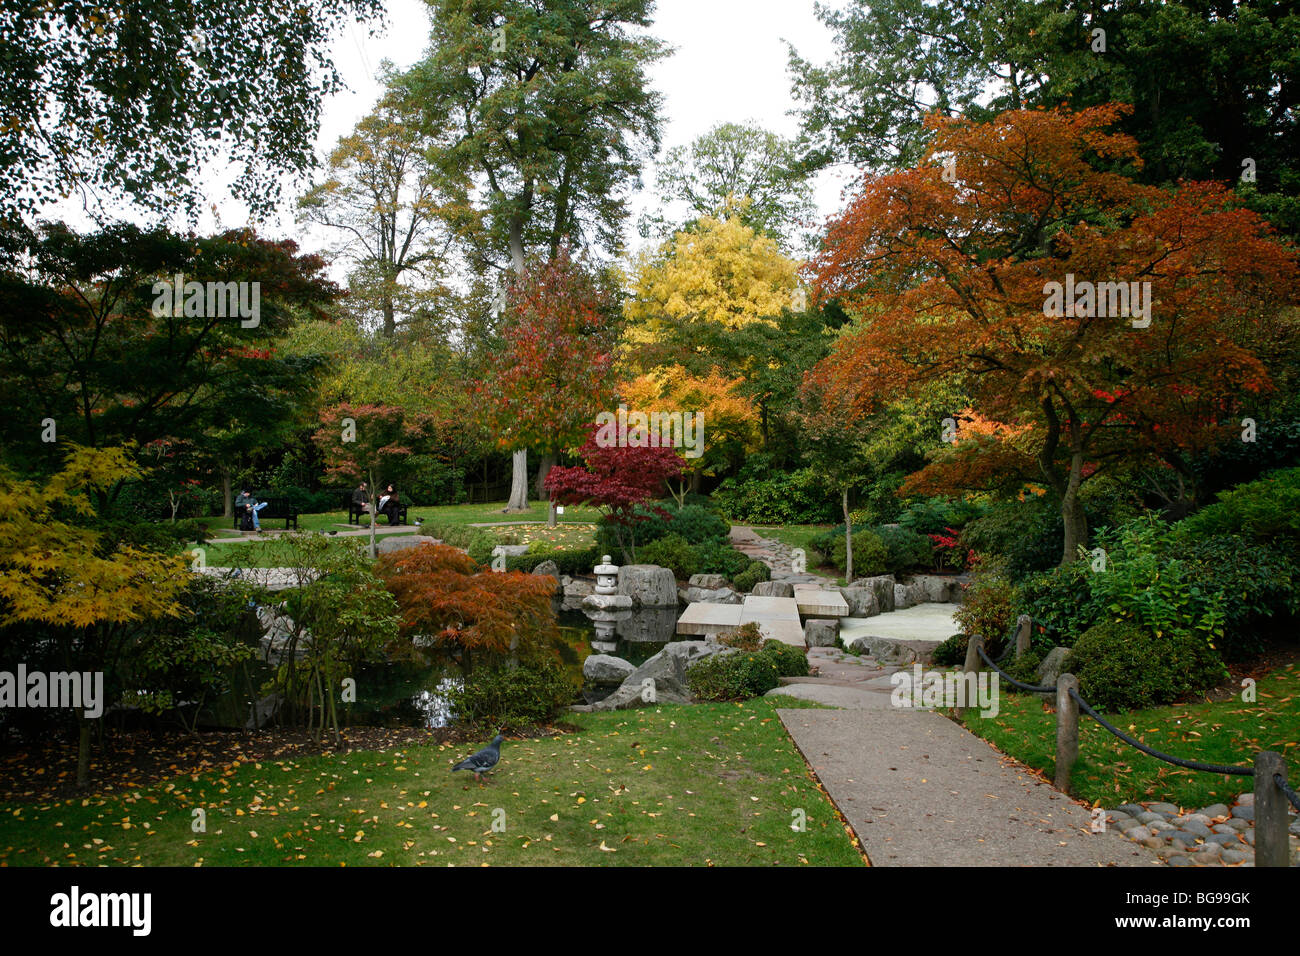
[0,0,385,221]
[393,0,668,510]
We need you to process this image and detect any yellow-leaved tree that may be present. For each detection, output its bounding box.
[0,444,190,786]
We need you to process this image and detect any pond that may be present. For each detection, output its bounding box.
[200,602,690,730]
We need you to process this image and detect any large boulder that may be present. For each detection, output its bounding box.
[850,575,896,613]
[894,581,926,610]
[592,640,723,711]
[908,574,960,603]
[532,559,560,579]
[839,587,879,618]
[752,580,795,598]
[375,534,441,555]
[804,619,840,647]
[617,565,679,608]
[844,633,917,665]
[688,573,728,590]
[583,654,635,686]
[1036,646,1070,690]
[679,586,742,605]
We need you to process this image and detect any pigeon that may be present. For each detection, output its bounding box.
[451,734,504,783]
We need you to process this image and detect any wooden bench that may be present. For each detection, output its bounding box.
[232,495,299,531]
[344,491,407,526]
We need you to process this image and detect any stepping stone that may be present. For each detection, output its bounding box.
[739,595,801,622]
[792,584,849,618]
[755,619,805,646]
[676,602,742,636]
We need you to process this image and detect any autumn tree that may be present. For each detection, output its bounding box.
[0,221,335,506]
[544,428,685,561]
[808,104,1300,566]
[377,543,559,672]
[313,404,428,557]
[0,445,191,787]
[297,90,460,338]
[392,0,667,511]
[484,250,619,522]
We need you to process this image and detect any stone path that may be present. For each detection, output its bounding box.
[729,525,835,585]
[779,706,1161,866]
[1105,797,1299,867]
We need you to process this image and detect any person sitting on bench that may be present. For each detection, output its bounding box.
[378,484,402,524]
[351,481,369,519]
[234,488,268,532]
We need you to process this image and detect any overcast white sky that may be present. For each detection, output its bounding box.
[55,0,856,270]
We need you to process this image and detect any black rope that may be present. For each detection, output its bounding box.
[1277,773,1300,813]
[1069,688,1255,776]
[976,643,1056,694]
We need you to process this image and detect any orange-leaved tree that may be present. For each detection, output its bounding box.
[482,249,620,523]
[376,544,559,671]
[808,104,1300,565]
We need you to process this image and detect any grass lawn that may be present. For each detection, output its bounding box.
[751,524,831,554]
[0,697,864,867]
[956,661,1300,810]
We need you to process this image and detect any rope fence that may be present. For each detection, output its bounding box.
[961,625,1297,867]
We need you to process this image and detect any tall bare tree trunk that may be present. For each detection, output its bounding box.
[505,450,529,512]
[221,468,233,518]
[842,487,853,583]
[537,453,556,526]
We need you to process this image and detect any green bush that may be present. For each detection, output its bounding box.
[1177,535,1300,658]
[931,633,968,666]
[960,497,1063,577]
[638,533,701,580]
[1064,622,1225,712]
[504,545,603,576]
[447,655,577,733]
[1017,563,1101,646]
[595,500,730,558]
[712,465,837,524]
[720,622,764,651]
[666,503,731,544]
[1177,467,1300,542]
[831,529,889,577]
[953,570,1019,654]
[731,560,770,593]
[466,529,499,567]
[1004,650,1045,690]
[687,649,782,701]
[896,497,986,536]
[761,639,810,678]
[874,524,934,573]
[691,538,753,577]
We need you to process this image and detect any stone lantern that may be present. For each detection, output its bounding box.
[594,555,619,594]
[584,555,632,611]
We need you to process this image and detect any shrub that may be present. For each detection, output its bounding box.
[666,503,731,544]
[721,622,763,651]
[953,570,1019,653]
[1177,535,1300,658]
[638,533,701,579]
[504,546,603,576]
[896,497,986,536]
[960,497,1062,577]
[1177,467,1300,542]
[931,633,968,666]
[446,655,577,732]
[761,639,809,678]
[1016,563,1101,646]
[873,524,933,573]
[691,538,753,577]
[466,530,499,567]
[687,649,782,701]
[831,529,889,576]
[731,560,770,593]
[1003,649,1045,690]
[712,466,837,524]
[1064,622,1225,712]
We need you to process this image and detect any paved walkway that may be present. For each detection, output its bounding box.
[779,706,1160,866]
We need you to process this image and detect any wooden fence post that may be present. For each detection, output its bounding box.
[1254,751,1290,868]
[1055,673,1079,793]
[1015,614,1032,658]
[961,634,983,719]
